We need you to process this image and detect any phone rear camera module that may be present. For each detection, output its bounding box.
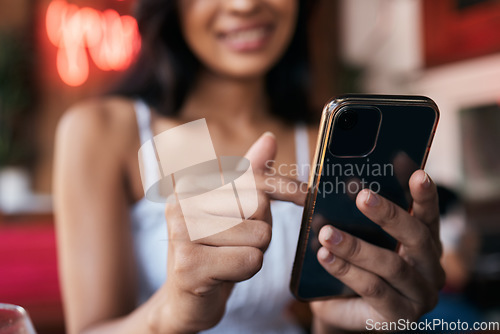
[329,106,381,157]
[338,109,358,130]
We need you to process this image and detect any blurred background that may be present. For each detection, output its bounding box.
[0,0,499,332]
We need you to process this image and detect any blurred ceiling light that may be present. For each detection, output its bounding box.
[46,0,141,87]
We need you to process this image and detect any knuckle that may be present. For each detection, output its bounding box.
[172,255,192,277]
[333,259,351,277]
[259,189,269,204]
[387,257,409,280]
[360,278,385,299]
[345,236,362,260]
[253,222,272,250]
[171,244,195,276]
[191,285,215,297]
[250,191,269,219]
[257,191,269,212]
[384,202,399,223]
[410,227,432,249]
[240,248,264,279]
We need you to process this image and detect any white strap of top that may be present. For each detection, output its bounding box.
[134,99,154,144]
[294,124,310,183]
[134,100,162,198]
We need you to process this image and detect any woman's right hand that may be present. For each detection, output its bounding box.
[147,133,306,333]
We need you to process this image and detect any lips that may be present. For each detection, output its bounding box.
[218,24,274,52]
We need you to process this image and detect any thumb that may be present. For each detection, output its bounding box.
[245,132,307,207]
[244,132,277,173]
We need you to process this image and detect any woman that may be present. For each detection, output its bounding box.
[53,0,445,333]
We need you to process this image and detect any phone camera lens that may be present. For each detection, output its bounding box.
[338,109,358,130]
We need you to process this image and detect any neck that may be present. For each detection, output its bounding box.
[180,70,271,126]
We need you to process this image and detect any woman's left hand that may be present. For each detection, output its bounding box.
[310,170,445,333]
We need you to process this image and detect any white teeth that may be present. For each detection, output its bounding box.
[224,27,268,43]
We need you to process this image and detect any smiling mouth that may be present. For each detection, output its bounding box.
[219,25,274,52]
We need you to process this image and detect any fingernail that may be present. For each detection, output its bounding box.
[421,171,431,188]
[318,247,335,264]
[323,226,342,245]
[262,131,276,139]
[364,189,380,207]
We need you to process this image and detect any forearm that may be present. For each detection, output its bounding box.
[75,289,194,334]
[79,306,156,334]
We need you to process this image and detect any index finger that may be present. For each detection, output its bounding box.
[409,170,441,249]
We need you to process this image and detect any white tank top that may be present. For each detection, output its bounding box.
[130,100,309,333]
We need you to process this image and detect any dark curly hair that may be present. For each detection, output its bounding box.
[115,0,315,124]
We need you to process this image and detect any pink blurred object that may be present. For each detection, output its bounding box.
[0,225,60,304]
[0,223,64,332]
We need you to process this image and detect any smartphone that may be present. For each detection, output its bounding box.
[290,94,439,301]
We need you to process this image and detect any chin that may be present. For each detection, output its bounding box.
[208,55,282,80]
[222,67,272,80]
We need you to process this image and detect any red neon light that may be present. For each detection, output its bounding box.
[46,0,141,87]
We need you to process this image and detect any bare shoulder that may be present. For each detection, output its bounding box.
[53,96,140,201]
[56,96,138,155]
